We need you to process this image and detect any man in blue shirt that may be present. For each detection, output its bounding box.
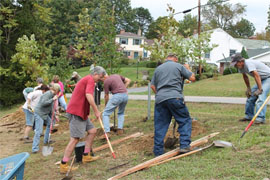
[151,54,196,156]
[231,53,270,124]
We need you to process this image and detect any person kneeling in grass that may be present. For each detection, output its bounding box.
[60,66,106,174]
[32,84,60,153]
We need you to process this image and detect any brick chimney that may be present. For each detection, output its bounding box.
[120,29,125,34]
[137,28,142,36]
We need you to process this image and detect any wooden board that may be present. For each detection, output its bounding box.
[93,132,143,152]
[108,132,219,180]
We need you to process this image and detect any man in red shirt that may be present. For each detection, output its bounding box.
[60,66,107,173]
[102,74,130,136]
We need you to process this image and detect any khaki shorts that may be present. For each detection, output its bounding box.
[67,113,94,138]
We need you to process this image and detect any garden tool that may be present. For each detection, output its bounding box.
[62,155,76,180]
[42,100,57,156]
[98,116,116,159]
[164,120,178,149]
[240,95,270,139]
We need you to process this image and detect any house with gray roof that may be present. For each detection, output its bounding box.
[236,39,270,49]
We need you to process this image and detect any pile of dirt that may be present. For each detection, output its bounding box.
[0,108,25,134]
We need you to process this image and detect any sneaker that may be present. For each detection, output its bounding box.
[239,118,251,122]
[254,120,265,125]
[60,162,78,174]
[24,138,33,144]
[82,153,100,164]
[117,129,124,135]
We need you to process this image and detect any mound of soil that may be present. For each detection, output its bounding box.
[0,108,25,134]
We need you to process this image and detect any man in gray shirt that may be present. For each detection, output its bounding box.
[151,54,196,156]
[231,53,270,124]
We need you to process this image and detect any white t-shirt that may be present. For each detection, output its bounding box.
[22,90,43,110]
[239,59,270,80]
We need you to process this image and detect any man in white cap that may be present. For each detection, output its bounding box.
[67,72,81,89]
[231,53,270,124]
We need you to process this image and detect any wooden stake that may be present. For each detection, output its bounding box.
[108,132,219,180]
[93,132,143,152]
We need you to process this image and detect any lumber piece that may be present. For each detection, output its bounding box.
[108,132,219,180]
[93,132,143,152]
[149,143,214,167]
[0,122,16,126]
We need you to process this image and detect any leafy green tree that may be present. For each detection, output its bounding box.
[74,2,121,73]
[241,47,249,59]
[178,14,198,37]
[142,6,216,76]
[202,0,245,31]
[132,7,153,34]
[267,5,270,32]
[145,16,179,39]
[228,18,255,38]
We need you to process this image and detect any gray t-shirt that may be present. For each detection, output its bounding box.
[34,91,54,120]
[151,60,192,104]
[239,59,270,80]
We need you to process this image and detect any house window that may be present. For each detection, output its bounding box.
[230,49,236,56]
[123,51,130,57]
[204,52,210,59]
[144,51,148,58]
[120,38,128,45]
[134,52,139,59]
[133,39,141,45]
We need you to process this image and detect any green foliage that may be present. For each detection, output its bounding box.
[267,5,270,32]
[74,3,122,74]
[143,5,216,73]
[132,7,153,34]
[202,0,246,30]
[8,34,49,86]
[146,61,157,68]
[228,18,256,38]
[241,47,249,59]
[223,67,238,75]
[178,14,198,37]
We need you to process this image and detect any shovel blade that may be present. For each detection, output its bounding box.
[164,137,178,149]
[213,140,233,148]
[42,146,54,156]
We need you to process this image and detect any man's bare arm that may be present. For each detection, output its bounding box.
[86,93,100,119]
[252,71,262,90]
[242,73,251,89]
[105,93,109,106]
[151,85,157,94]
[124,78,131,88]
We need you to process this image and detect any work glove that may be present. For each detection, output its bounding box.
[67,84,71,88]
[253,89,263,97]
[245,88,251,98]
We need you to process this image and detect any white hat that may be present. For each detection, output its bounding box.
[72,71,78,78]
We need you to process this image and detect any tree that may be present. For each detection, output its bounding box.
[202,0,245,31]
[74,2,121,73]
[178,14,198,38]
[132,7,153,34]
[228,18,255,38]
[142,6,216,76]
[256,31,270,41]
[267,5,270,32]
[145,16,179,39]
[241,47,249,59]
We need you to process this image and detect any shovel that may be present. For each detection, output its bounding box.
[164,120,178,149]
[42,100,57,156]
[62,155,76,180]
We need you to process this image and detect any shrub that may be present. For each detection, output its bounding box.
[146,61,157,68]
[223,67,238,75]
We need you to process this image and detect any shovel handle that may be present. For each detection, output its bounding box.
[98,117,116,159]
[65,155,75,177]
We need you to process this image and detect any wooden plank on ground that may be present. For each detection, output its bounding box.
[93,132,143,152]
[108,132,219,180]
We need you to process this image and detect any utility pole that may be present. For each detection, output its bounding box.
[198,0,202,75]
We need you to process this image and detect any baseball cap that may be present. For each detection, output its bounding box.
[72,71,78,78]
[230,53,244,67]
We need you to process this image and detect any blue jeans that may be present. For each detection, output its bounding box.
[32,113,51,152]
[23,108,34,126]
[154,98,192,156]
[245,78,270,122]
[58,96,67,110]
[103,93,128,132]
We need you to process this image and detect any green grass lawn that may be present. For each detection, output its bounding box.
[3,100,269,180]
[76,66,155,81]
[131,73,256,97]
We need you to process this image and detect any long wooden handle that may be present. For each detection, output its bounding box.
[66,155,75,177]
[98,117,116,159]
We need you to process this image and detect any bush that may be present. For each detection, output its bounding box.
[146,61,157,68]
[223,67,238,75]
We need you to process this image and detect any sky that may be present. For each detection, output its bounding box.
[130,0,269,33]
